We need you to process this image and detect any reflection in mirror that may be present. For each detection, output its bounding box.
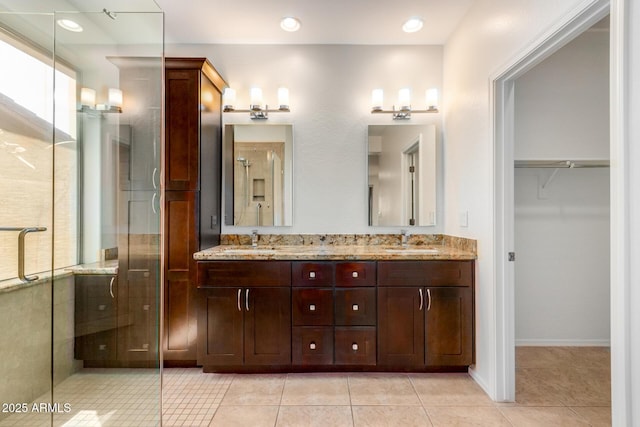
[225,124,293,226]
[368,124,437,226]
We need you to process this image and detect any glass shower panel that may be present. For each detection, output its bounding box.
[52,9,163,427]
[0,12,55,427]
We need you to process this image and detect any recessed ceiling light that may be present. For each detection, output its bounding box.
[57,19,83,32]
[402,17,424,33]
[280,17,301,32]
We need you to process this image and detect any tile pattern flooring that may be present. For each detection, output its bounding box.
[0,347,610,426]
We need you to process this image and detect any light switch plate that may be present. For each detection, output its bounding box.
[459,211,469,227]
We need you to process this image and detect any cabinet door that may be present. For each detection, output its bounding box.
[425,287,473,366]
[244,287,291,366]
[198,288,243,366]
[165,68,200,191]
[377,287,424,366]
[164,191,198,362]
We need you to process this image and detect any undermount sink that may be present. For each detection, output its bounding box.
[384,248,440,254]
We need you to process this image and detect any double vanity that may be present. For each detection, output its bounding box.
[194,234,476,373]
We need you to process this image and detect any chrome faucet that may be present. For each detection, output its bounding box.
[251,229,259,247]
[401,229,410,247]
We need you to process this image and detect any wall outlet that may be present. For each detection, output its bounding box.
[459,211,469,227]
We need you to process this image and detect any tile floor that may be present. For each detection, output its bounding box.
[0,347,611,426]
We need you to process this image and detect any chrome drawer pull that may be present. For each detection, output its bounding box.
[352,343,358,351]
[352,304,359,311]
[352,271,359,278]
[98,304,106,311]
[309,304,316,311]
[309,271,316,278]
[309,342,316,350]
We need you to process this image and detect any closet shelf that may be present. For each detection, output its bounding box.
[515,160,610,168]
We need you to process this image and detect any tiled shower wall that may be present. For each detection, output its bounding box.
[0,274,79,421]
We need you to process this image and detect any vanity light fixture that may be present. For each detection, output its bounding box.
[223,87,291,120]
[78,87,123,113]
[371,88,438,119]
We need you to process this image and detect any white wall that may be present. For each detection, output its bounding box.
[442,0,596,399]
[513,27,610,346]
[165,44,444,234]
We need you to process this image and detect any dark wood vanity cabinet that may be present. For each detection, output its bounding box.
[196,258,474,372]
[197,261,292,369]
[377,261,474,368]
[291,261,376,366]
[164,58,227,365]
[75,274,118,364]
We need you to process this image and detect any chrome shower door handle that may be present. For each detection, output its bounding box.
[18,226,47,282]
[419,288,424,311]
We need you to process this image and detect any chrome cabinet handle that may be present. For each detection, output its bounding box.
[109,277,115,298]
[152,167,158,190]
[309,342,316,350]
[237,289,242,312]
[427,289,432,311]
[352,343,359,351]
[245,288,250,311]
[152,193,157,214]
[419,288,424,311]
[352,271,359,278]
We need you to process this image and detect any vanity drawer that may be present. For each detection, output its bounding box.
[335,288,376,326]
[198,261,291,287]
[334,327,376,365]
[378,261,473,287]
[292,262,335,287]
[292,326,333,365]
[292,289,334,326]
[335,262,376,287]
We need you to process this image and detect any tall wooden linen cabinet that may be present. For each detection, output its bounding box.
[164,58,226,366]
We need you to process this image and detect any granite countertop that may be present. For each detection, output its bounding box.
[65,259,118,275]
[194,234,477,261]
[194,244,476,261]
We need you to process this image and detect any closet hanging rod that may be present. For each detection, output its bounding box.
[514,160,610,168]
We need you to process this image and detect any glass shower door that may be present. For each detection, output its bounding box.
[0,3,163,426]
[52,9,163,427]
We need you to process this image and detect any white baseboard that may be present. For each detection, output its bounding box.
[515,338,610,347]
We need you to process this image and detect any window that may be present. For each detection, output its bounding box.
[0,30,78,281]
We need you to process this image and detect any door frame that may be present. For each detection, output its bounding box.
[491,0,610,403]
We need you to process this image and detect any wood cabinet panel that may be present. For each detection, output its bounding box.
[198,287,244,366]
[165,68,200,191]
[335,262,376,287]
[292,262,335,287]
[199,261,291,287]
[292,327,334,365]
[292,288,334,326]
[244,287,291,365]
[335,288,376,326]
[424,261,474,287]
[334,327,376,365]
[377,287,424,366]
[426,287,473,366]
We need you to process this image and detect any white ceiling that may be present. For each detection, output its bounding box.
[154,0,474,45]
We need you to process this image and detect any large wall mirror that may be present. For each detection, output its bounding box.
[224,124,293,226]
[368,124,437,227]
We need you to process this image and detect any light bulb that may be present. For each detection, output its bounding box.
[371,89,383,111]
